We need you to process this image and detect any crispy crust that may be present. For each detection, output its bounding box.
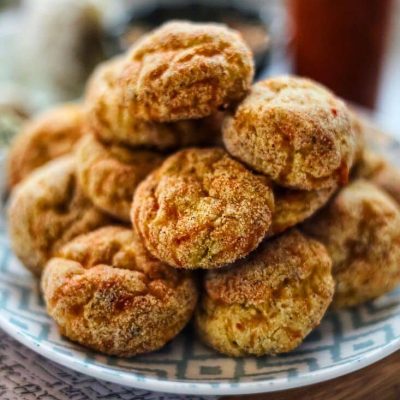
[86,56,221,150]
[132,148,274,269]
[195,230,334,356]
[76,134,164,221]
[120,21,254,122]
[303,180,400,308]
[7,104,84,188]
[268,184,337,237]
[41,226,198,357]
[7,156,111,276]
[223,76,356,190]
[353,150,400,204]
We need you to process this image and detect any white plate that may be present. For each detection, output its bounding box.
[1,127,400,396]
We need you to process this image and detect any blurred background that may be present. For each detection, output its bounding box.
[1,0,399,143]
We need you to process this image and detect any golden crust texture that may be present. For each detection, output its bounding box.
[41,226,198,357]
[132,148,274,269]
[7,103,84,188]
[76,134,164,221]
[303,180,400,308]
[223,76,356,190]
[86,57,221,150]
[7,156,111,276]
[121,21,254,122]
[353,150,400,204]
[195,230,334,356]
[268,184,336,237]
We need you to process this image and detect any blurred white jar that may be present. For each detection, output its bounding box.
[17,0,104,105]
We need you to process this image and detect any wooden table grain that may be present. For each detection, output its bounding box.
[224,351,400,400]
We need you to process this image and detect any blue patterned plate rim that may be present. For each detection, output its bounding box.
[0,315,399,396]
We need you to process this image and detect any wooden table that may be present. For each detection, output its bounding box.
[224,351,400,400]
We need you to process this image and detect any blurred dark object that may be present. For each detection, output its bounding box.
[288,0,393,109]
[106,2,270,77]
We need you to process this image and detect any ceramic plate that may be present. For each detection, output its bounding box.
[1,126,400,396]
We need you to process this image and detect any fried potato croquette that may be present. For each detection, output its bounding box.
[132,148,274,269]
[223,76,356,190]
[195,230,334,356]
[353,150,400,204]
[121,21,254,122]
[86,56,221,150]
[76,134,164,221]
[303,180,400,308]
[42,226,198,357]
[8,156,111,276]
[7,103,84,188]
[268,184,336,237]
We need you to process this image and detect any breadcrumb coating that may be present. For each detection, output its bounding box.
[195,230,334,356]
[303,180,400,308]
[7,103,84,188]
[121,21,254,122]
[223,76,356,190]
[132,148,274,269]
[353,150,400,204]
[42,226,198,357]
[8,156,111,276]
[86,56,221,150]
[76,134,164,221]
[268,184,336,237]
